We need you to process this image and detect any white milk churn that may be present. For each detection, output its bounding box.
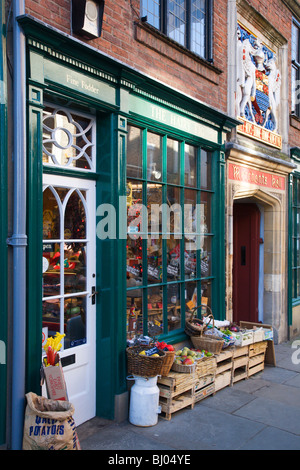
[129,375,161,426]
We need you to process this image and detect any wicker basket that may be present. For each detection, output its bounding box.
[126,345,166,377]
[184,305,213,337]
[160,350,176,376]
[191,334,224,355]
[171,361,196,374]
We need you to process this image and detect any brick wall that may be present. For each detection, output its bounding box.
[25,0,228,113]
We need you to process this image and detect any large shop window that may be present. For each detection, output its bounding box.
[292,19,300,117]
[140,0,212,60]
[126,125,214,340]
[292,173,300,302]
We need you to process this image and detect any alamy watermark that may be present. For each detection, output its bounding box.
[96,196,206,249]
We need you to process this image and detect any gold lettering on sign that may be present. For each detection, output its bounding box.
[228,163,285,190]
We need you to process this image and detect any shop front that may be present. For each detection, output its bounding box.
[19,16,239,425]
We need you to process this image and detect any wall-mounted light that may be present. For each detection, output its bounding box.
[72,0,105,40]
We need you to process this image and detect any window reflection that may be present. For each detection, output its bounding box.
[147,132,162,181]
[64,190,86,239]
[127,126,143,178]
[185,144,197,187]
[167,283,181,331]
[147,287,163,336]
[43,187,60,240]
[167,138,180,184]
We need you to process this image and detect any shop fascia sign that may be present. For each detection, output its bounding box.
[236,23,282,150]
[228,162,285,190]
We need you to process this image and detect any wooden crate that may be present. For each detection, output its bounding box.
[159,388,194,420]
[157,371,196,395]
[249,341,268,358]
[158,371,196,420]
[233,345,249,358]
[193,382,215,403]
[215,348,233,375]
[195,356,217,378]
[232,350,249,384]
[215,370,232,392]
[194,374,214,392]
[248,353,265,377]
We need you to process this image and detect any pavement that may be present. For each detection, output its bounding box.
[77,337,300,451]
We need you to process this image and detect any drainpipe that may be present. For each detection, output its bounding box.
[7,0,27,450]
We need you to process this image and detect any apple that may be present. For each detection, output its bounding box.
[183,358,193,365]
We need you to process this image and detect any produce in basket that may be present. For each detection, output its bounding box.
[174,346,207,365]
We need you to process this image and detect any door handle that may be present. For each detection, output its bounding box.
[89,286,98,305]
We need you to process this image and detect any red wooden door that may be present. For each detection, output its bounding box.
[233,203,260,324]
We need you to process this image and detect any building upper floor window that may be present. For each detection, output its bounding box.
[140,0,212,60]
[292,19,300,117]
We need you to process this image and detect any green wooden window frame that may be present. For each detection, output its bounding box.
[291,171,300,304]
[126,124,217,340]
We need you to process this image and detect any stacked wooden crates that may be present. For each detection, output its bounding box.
[157,355,216,420]
[214,348,234,392]
[194,355,216,403]
[248,341,268,377]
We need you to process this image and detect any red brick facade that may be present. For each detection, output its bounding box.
[24,0,300,148]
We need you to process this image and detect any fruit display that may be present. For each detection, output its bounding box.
[174,346,213,365]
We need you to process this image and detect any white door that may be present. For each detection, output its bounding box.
[42,174,96,426]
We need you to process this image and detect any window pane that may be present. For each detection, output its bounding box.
[141,0,160,29]
[200,192,211,233]
[201,236,211,277]
[127,126,143,179]
[185,144,197,187]
[292,22,299,62]
[185,239,197,279]
[168,0,186,47]
[147,236,162,283]
[127,235,143,284]
[191,0,206,57]
[167,283,181,331]
[167,236,181,280]
[167,138,180,184]
[201,149,212,189]
[64,242,87,294]
[64,296,87,349]
[147,183,162,234]
[201,280,212,309]
[167,186,181,234]
[127,181,144,236]
[43,299,61,337]
[43,243,60,297]
[64,190,86,239]
[43,187,60,240]
[148,287,163,336]
[292,66,297,113]
[184,188,197,236]
[127,289,143,339]
[185,280,198,319]
[147,132,162,181]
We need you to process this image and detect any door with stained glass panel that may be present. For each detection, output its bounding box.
[42,174,96,425]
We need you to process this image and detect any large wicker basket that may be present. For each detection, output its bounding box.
[160,350,176,376]
[191,333,224,355]
[126,345,166,377]
[185,305,213,337]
